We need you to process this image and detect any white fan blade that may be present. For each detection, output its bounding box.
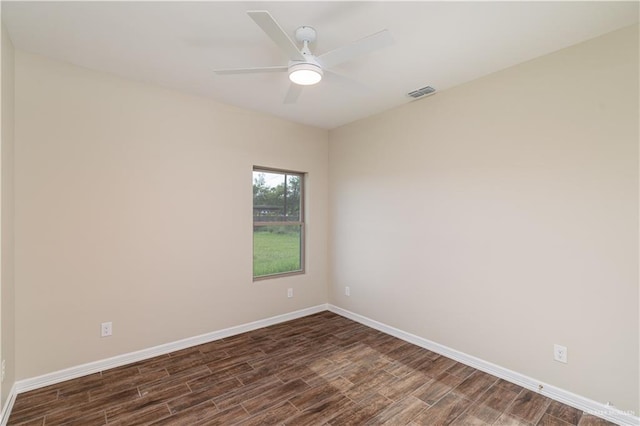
[324,70,368,93]
[247,10,305,61]
[213,66,288,75]
[318,29,393,69]
[284,84,303,104]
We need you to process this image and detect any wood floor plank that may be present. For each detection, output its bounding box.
[538,413,574,425]
[138,365,210,396]
[496,378,526,393]
[454,381,520,424]
[328,392,393,425]
[186,373,242,394]
[367,395,429,425]
[211,375,283,412]
[413,372,464,406]
[379,370,432,401]
[42,407,106,426]
[446,362,477,380]
[11,387,123,425]
[106,404,171,426]
[577,414,617,425]
[289,380,342,411]
[451,370,499,401]
[10,389,58,414]
[343,369,397,403]
[132,355,172,373]
[12,417,45,426]
[495,412,535,425]
[92,369,168,398]
[236,400,300,426]
[411,391,472,425]
[168,377,242,414]
[241,378,309,414]
[148,401,219,425]
[416,355,458,377]
[105,384,188,422]
[194,404,251,426]
[545,400,583,425]
[505,389,552,424]
[284,394,356,426]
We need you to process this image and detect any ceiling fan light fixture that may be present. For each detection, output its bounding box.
[289,63,323,85]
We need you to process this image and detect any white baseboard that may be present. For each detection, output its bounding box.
[0,383,18,426]
[13,304,328,397]
[327,304,639,426]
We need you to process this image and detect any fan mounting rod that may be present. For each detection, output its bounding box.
[295,26,316,56]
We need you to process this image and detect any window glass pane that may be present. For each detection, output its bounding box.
[253,171,302,223]
[253,225,302,277]
[253,171,285,222]
[285,174,301,221]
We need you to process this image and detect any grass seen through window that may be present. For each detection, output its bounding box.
[253,227,301,277]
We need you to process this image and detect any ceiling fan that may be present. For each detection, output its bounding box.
[213,10,394,104]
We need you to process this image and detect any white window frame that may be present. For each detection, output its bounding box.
[253,166,305,281]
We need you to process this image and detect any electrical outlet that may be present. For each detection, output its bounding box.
[1,359,5,383]
[101,321,113,337]
[553,344,567,363]
[345,286,350,296]
[287,288,293,298]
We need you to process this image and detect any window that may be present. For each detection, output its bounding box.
[253,167,304,280]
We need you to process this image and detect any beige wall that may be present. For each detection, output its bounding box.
[1,19,16,409]
[14,51,329,379]
[329,24,639,414]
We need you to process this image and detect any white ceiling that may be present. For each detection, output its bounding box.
[2,1,638,129]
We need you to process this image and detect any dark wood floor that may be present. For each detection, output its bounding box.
[8,311,616,426]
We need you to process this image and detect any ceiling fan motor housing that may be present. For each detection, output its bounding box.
[295,26,317,43]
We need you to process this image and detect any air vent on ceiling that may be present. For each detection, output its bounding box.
[407,86,436,98]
